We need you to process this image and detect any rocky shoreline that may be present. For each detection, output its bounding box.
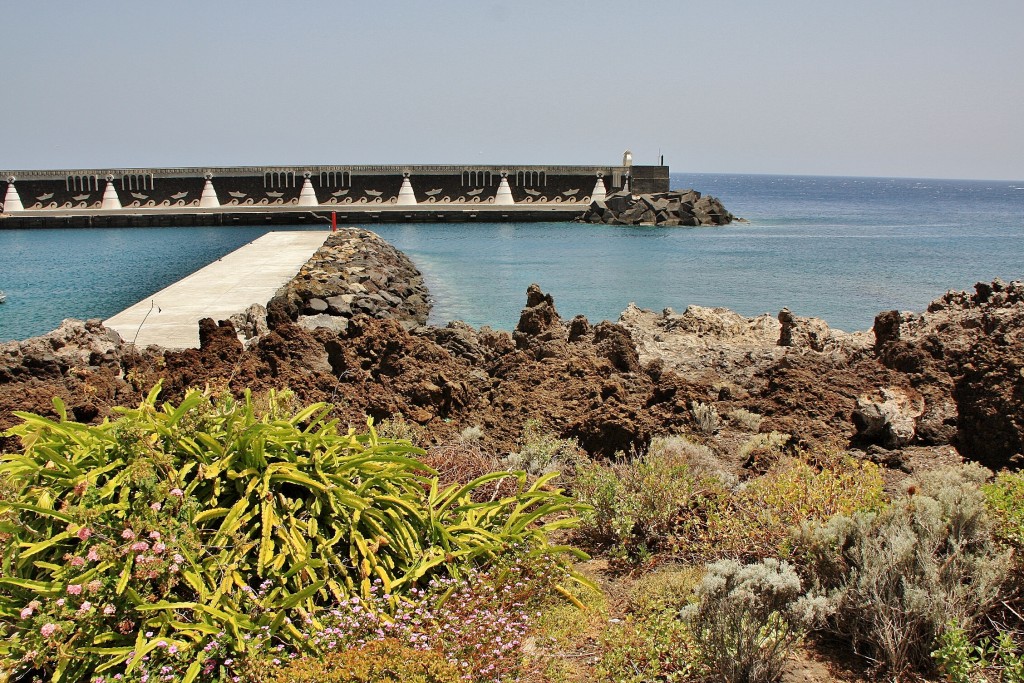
[1,229,1022,478]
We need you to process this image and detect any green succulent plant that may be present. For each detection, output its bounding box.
[0,385,583,682]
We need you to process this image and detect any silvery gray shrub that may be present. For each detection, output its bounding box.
[794,463,1009,677]
[682,558,826,683]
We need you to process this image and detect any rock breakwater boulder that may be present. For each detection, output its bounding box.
[267,228,430,332]
[577,189,736,226]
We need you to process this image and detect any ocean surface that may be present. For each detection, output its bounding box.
[1,173,1022,343]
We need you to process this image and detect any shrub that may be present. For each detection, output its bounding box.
[932,623,1024,683]
[648,435,732,484]
[598,567,700,683]
[682,558,824,683]
[708,454,884,561]
[690,401,721,435]
[572,445,728,563]
[736,431,790,470]
[794,463,1010,677]
[275,639,461,683]
[0,387,583,682]
[505,419,584,478]
[728,409,764,433]
[375,412,424,444]
[597,609,698,683]
[458,425,485,444]
[628,565,703,614]
[984,470,1024,550]
[574,449,883,566]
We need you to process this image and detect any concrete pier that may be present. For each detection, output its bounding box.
[104,231,329,349]
[0,203,588,229]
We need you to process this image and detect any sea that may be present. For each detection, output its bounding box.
[1,173,1022,343]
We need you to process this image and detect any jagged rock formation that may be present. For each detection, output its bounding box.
[577,189,735,226]
[872,279,1024,469]
[3,264,1024,473]
[0,320,135,449]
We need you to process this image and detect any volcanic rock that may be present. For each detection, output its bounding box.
[577,189,736,226]
[853,387,926,448]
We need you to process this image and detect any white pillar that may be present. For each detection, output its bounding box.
[494,174,514,205]
[298,176,318,206]
[101,178,121,210]
[592,176,607,202]
[200,178,220,207]
[395,175,417,205]
[3,178,24,213]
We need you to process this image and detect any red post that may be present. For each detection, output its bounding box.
[331,211,337,232]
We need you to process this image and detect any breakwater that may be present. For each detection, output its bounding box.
[0,157,669,228]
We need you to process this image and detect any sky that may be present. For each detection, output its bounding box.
[2,0,1022,180]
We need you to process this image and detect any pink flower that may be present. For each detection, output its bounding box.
[148,531,161,540]
[67,584,83,595]
[152,542,166,554]
[56,598,66,607]
[79,601,93,613]
[76,527,92,541]
[20,606,33,619]
[87,580,102,593]
[121,529,136,541]
[70,556,85,567]
[87,547,101,562]
[130,541,149,553]
[169,564,180,573]
[40,623,58,637]
[172,554,184,564]
[150,502,162,512]
[169,488,184,498]
[103,604,116,616]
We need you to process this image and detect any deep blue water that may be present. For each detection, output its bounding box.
[1,173,1022,342]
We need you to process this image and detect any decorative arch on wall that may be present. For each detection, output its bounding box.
[66,175,99,192]
[318,171,350,188]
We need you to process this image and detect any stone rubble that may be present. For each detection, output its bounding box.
[577,189,736,226]
[266,228,430,333]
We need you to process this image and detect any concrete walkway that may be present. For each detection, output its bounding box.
[105,231,329,349]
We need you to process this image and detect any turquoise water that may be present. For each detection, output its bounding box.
[1,173,1022,342]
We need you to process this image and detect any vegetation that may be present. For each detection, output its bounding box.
[682,559,825,683]
[0,387,583,682]
[504,420,585,479]
[3,387,1024,683]
[794,463,1011,677]
[572,442,884,565]
[689,401,721,435]
[275,639,462,683]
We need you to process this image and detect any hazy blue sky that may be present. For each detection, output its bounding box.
[3,0,1022,179]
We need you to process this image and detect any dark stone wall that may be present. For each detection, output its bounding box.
[115,178,206,208]
[8,178,105,210]
[630,165,670,195]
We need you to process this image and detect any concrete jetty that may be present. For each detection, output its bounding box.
[104,231,329,349]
